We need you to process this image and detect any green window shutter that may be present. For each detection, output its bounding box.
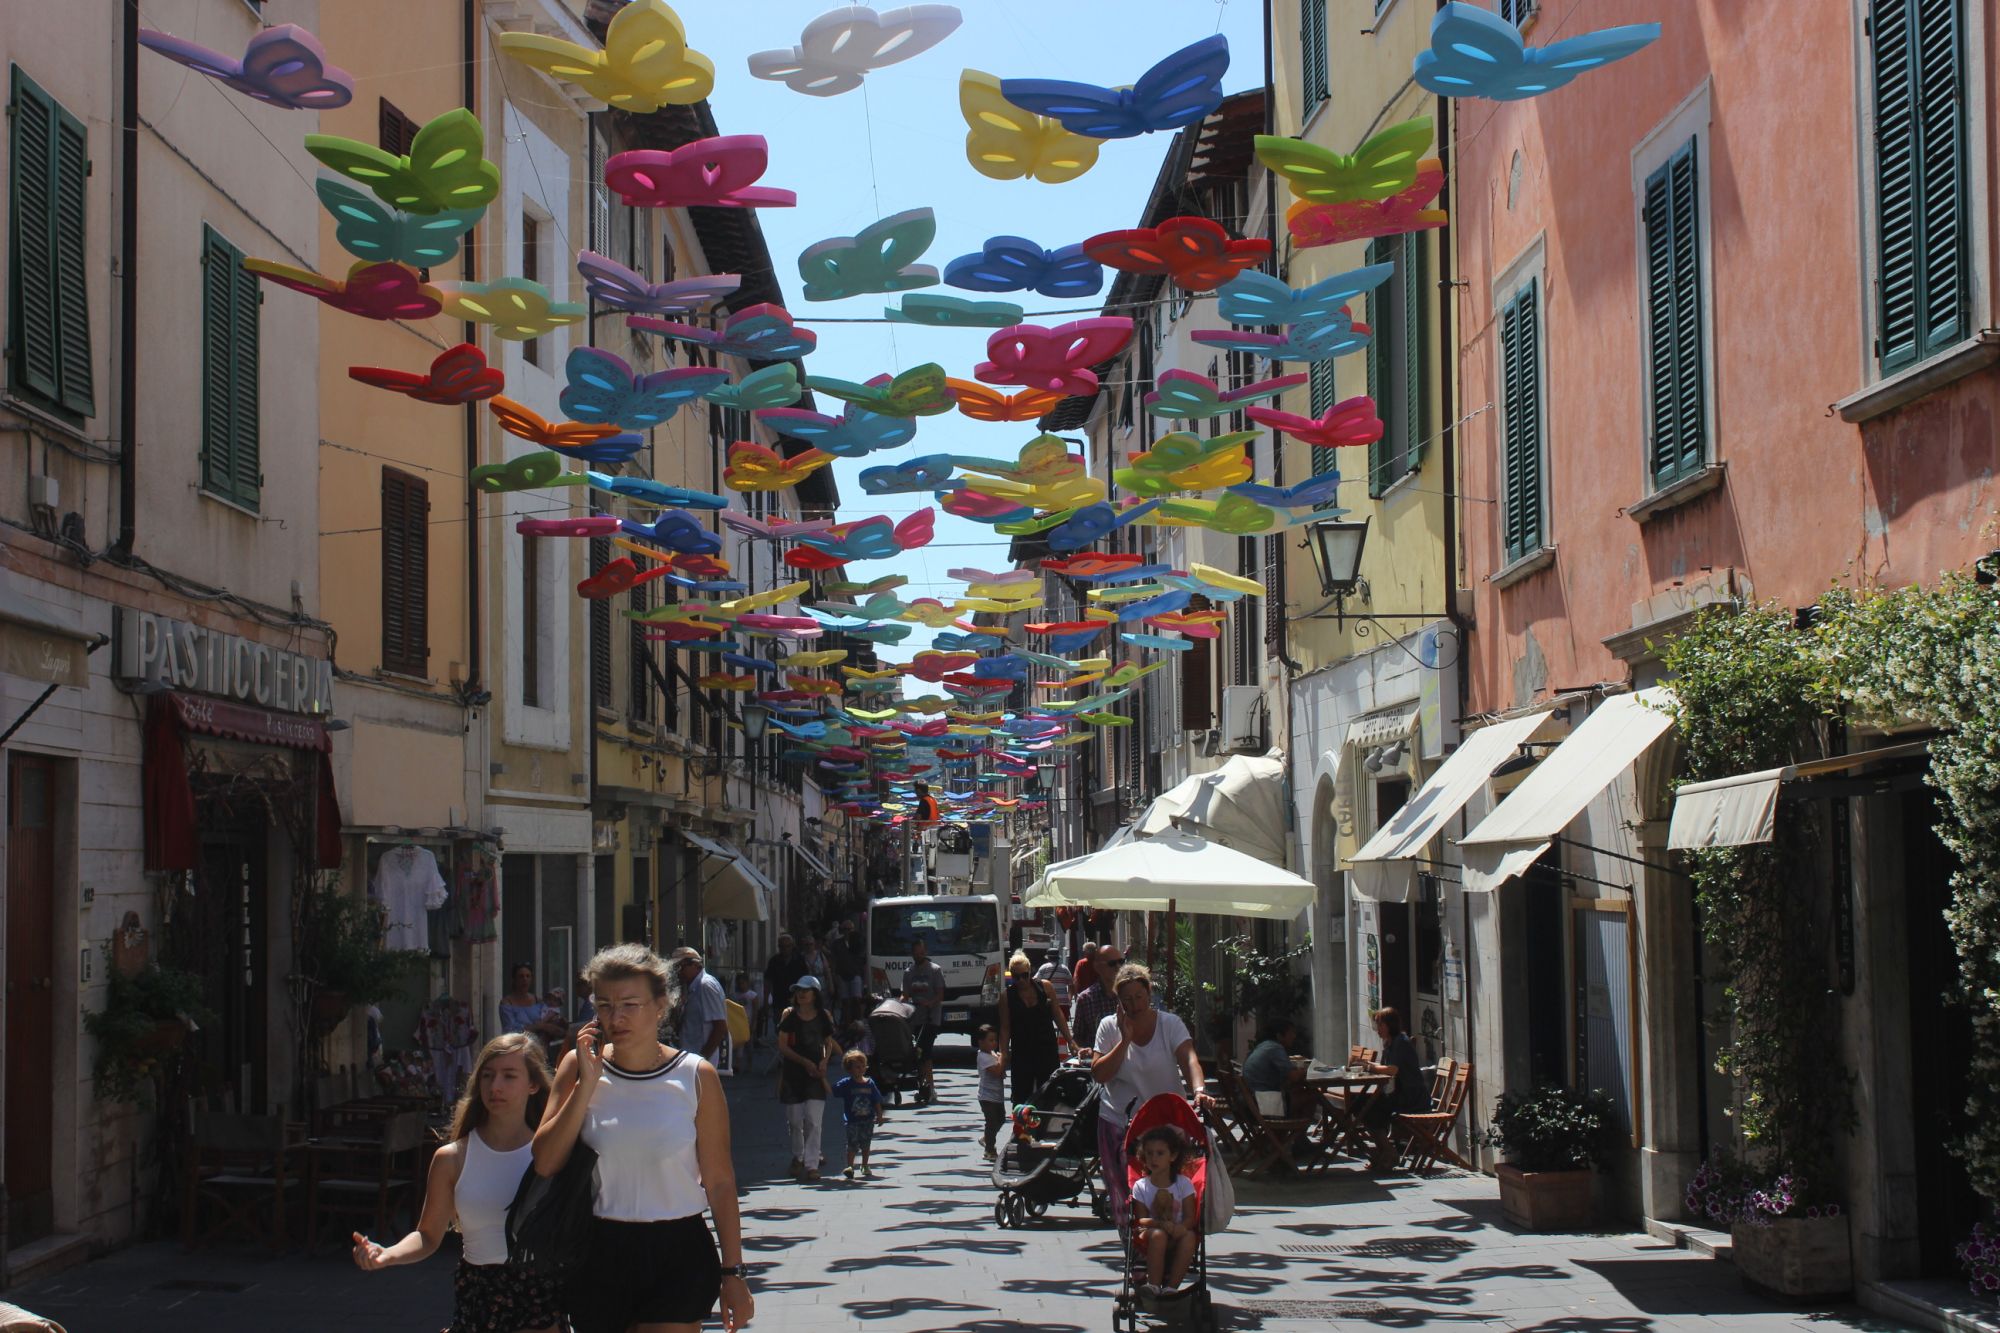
[1870,0,1968,373]
[1404,232,1427,473]
[200,227,259,508]
[1365,238,1385,492]
[228,245,261,506]
[1501,280,1544,563]
[1301,1,1328,120]
[1643,140,1706,487]
[9,68,94,417]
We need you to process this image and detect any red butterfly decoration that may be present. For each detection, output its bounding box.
[785,546,849,571]
[1082,217,1271,292]
[244,259,443,320]
[577,558,672,600]
[349,343,504,405]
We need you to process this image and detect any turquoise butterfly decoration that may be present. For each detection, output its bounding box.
[316,179,482,268]
[886,293,1025,327]
[703,363,803,412]
[797,207,940,302]
[1215,264,1393,328]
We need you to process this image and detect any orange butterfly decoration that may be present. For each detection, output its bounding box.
[489,397,621,449]
[946,379,1065,424]
[723,441,834,492]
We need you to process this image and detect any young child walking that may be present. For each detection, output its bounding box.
[975,1025,1006,1160]
[1130,1124,1199,1296]
[832,1049,885,1179]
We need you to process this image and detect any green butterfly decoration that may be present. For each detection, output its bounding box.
[1155,491,1279,534]
[886,293,1025,328]
[305,107,501,215]
[806,363,958,418]
[1255,117,1434,205]
[797,207,940,302]
[1077,712,1134,727]
[1113,430,1258,498]
[316,179,483,268]
[470,452,586,494]
[704,364,803,412]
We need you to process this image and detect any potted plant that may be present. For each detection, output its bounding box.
[1958,1222,2000,1304]
[82,957,213,1106]
[299,883,429,1034]
[1481,1085,1620,1232]
[1685,1157,1850,1299]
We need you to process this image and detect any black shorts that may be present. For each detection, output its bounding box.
[567,1215,721,1333]
[450,1259,563,1333]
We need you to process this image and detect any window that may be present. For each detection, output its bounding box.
[200,226,260,509]
[1499,278,1545,564]
[1365,233,1426,496]
[521,534,543,707]
[1180,618,1213,729]
[1501,0,1536,25]
[1869,0,1969,373]
[1307,356,1339,507]
[629,577,653,724]
[378,98,418,156]
[589,528,612,709]
[521,212,542,367]
[8,68,94,419]
[1301,1,1329,120]
[1641,139,1706,488]
[380,468,429,677]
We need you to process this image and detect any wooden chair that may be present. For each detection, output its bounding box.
[182,1110,297,1248]
[1200,1062,1252,1167]
[1395,1062,1473,1173]
[304,1111,427,1252]
[1220,1068,1319,1176]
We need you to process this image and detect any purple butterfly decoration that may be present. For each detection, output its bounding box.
[138,24,355,110]
[576,252,741,316]
[621,512,723,555]
[626,303,818,361]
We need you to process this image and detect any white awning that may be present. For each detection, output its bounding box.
[1668,741,1929,850]
[679,829,736,861]
[791,839,833,879]
[1135,751,1287,866]
[677,831,776,922]
[1023,830,1315,919]
[1348,705,1420,750]
[1458,688,1676,892]
[1348,710,1555,903]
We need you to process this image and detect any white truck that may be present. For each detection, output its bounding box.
[867,893,1008,1036]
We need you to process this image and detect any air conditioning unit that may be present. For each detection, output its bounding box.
[1222,685,1264,752]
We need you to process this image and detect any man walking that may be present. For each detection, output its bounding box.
[831,917,867,1025]
[904,937,946,1105]
[764,932,805,1037]
[673,946,731,1063]
[1069,942,1124,1053]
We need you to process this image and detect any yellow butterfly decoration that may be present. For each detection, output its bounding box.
[1078,711,1133,727]
[843,666,903,681]
[627,603,712,624]
[724,442,833,492]
[955,594,1046,615]
[786,677,840,696]
[436,278,586,340]
[950,710,1005,725]
[697,673,758,691]
[1054,733,1093,746]
[959,69,1102,184]
[848,706,900,722]
[899,695,951,714]
[963,581,1041,602]
[719,581,810,616]
[899,599,964,628]
[497,0,715,113]
[781,649,847,669]
[1188,563,1265,597]
[948,724,993,736]
[965,472,1106,510]
[956,434,1085,482]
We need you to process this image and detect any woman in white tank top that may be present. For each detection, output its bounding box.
[533,944,754,1333]
[352,1032,561,1333]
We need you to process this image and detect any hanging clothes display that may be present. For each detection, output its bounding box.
[457,843,500,942]
[372,844,447,951]
[415,994,477,1102]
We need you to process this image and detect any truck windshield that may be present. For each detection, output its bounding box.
[873,903,1000,958]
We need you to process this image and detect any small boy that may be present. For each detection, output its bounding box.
[832,1049,885,1179]
[976,1025,1006,1160]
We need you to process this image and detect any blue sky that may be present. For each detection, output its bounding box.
[690,0,1266,664]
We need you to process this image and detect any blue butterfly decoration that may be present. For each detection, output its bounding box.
[756,406,916,459]
[859,454,961,496]
[973,654,1032,681]
[1114,588,1193,622]
[1193,315,1372,362]
[1122,632,1194,652]
[1046,499,1161,553]
[1159,574,1248,602]
[933,631,1004,653]
[548,433,645,466]
[721,653,779,674]
[1229,473,1345,509]
[844,622,915,644]
[1216,265,1395,328]
[662,574,749,592]
[796,526,900,563]
[1001,34,1230,140]
[1092,563,1174,585]
[943,237,1104,300]
[620,512,721,554]
[587,472,727,510]
[1413,2,1660,102]
[1047,628,1106,655]
[559,347,730,430]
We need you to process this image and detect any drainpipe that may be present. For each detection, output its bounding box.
[1436,80,1465,724]
[461,0,483,696]
[113,0,139,556]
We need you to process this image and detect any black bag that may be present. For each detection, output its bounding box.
[505,1141,598,1274]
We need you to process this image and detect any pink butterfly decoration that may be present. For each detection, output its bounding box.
[1286,161,1448,250]
[733,614,823,637]
[975,318,1134,397]
[894,510,936,551]
[576,252,741,315]
[720,513,837,541]
[603,136,798,209]
[1246,395,1386,448]
[138,24,355,109]
[941,490,1031,522]
[245,260,443,321]
[516,516,622,538]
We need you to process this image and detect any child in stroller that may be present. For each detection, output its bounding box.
[1113,1094,1214,1332]
[990,1059,1105,1228]
[867,992,926,1106]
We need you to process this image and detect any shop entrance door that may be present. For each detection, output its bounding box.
[196,827,269,1112]
[6,753,57,1244]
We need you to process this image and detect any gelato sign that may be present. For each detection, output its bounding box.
[114,609,333,715]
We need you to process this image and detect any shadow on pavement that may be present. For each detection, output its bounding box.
[844,1296,995,1321]
[1575,1258,1809,1316]
[892,1238,1026,1257]
[827,1253,950,1273]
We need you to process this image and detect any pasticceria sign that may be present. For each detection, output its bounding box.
[113,608,333,715]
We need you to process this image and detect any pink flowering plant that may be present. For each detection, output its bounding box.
[1959,1222,2000,1301]
[1683,1156,1840,1229]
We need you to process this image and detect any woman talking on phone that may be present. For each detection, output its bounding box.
[532,944,754,1333]
[1089,962,1213,1233]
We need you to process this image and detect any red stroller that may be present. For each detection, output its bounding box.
[1112,1094,1214,1332]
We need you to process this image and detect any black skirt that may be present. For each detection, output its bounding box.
[448,1259,563,1333]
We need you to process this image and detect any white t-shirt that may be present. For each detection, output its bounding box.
[977,1048,1005,1103]
[1094,1008,1193,1132]
[371,846,446,951]
[1131,1173,1197,1224]
[582,1051,708,1222]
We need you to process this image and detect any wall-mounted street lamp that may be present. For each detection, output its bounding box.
[1306,515,1371,597]
[740,702,770,744]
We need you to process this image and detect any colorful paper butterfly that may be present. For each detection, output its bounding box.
[946,382,1065,424]
[577,558,672,601]
[943,237,1104,299]
[559,348,729,430]
[1215,264,1394,328]
[1121,633,1193,652]
[621,511,722,554]
[470,452,583,494]
[1255,118,1434,206]
[602,136,797,208]
[588,473,726,510]
[1000,34,1229,140]
[886,294,1025,327]
[137,23,354,109]
[756,405,916,458]
[749,5,962,96]
[305,108,500,214]
[1229,473,1345,509]
[1083,217,1271,292]
[723,441,833,492]
[703,364,803,412]
[1045,499,1160,553]
[549,435,645,466]
[497,0,715,113]
[518,516,621,539]
[437,278,586,340]
[940,491,1033,525]
[244,259,443,321]
[807,363,957,418]
[627,304,818,361]
[797,208,940,301]
[859,455,960,495]
[797,510,936,562]
[315,180,481,269]
[1247,396,1385,448]
[974,317,1133,397]
[488,397,621,450]
[958,69,1102,184]
[1114,431,1257,496]
[350,343,503,405]
[575,252,740,316]
[1154,492,1279,535]
[1287,161,1448,250]
[1414,2,1660,101]
[1191,316,1373,363]
[1144,370,1308,421]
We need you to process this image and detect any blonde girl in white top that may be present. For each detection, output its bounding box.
[352,1032,561,1333]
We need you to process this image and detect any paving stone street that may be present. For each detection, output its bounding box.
[9,1042,1918,1333]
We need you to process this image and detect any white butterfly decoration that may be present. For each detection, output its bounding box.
[748,5,963,97]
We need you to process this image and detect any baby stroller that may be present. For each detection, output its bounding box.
[991,1060,1105,1228]
[867,1004,926,1106]
[1112,1094,1213,1332]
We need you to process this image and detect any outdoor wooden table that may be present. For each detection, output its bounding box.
[1303,1064,1392,1157]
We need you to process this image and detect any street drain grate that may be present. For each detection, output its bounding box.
[1338,1237,1473,1258]
[1241,1299,1389,1319]
[154,1279,252,1294]
[1280,1244,1360,1254]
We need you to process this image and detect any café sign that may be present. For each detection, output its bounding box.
[114,609,333,715]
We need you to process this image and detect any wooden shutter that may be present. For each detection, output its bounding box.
[1180,635,1213,729]
[589,531,613,708]
[378,98,418,156]
[201,226,259,509]
[1308,355,1339,505]
[1300,1,1329,120]
[380,468,429,677]
[1365,239,1388,493]
[228,242,261,505]
[9,69,94,417]
[629,577,653,723]
[1643,141,1706,487]
[1403,232,1427,473]
[1501,280,1543,563]
[1871,0,1968,372]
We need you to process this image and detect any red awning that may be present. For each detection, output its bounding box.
[143,692,343,872]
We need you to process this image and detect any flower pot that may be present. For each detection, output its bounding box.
[1732,1214,1852,1301]
[1497,1164,1596,1232]
[135,1018,186,1056]
[310,989,352,1038]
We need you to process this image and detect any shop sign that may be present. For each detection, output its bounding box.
[113,609,333,714]
[0,620,88,686]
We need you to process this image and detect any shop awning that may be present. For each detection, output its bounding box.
[1135,751,1287,866]
[677,830,777,922]
[791,839,832,879]
[1349,704,1421,750]
[1668,741,1929,850]
[143,692,342,871]
[1458,688,1675,892]
[0,572,96,687]
[1348,710,1555,903]
[1023,830,1315,919]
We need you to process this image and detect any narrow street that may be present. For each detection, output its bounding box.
[11,1044,1912,1333]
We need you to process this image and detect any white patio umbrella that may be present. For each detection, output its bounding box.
[1134,751,1287,866]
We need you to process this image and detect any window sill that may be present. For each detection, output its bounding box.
[1371,467,1422,504]
[1624,461,1725,524]
[1833,332,2000,424]
[199,487,262,520]
[1490,544,1556,590]
[377,667,433,687]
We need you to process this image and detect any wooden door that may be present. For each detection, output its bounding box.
[6,752,58,1244]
